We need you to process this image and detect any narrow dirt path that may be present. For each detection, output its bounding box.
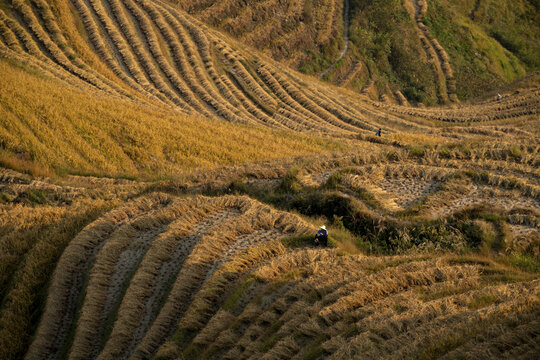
[406,0,458,103]
[319,0,350,79]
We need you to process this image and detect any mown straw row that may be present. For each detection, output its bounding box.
[25,193,172,360]
[68,207,180,359]
[106,0,189,107]
[328,283,538,359]
[131,0,211,114]
[134,2,235,114]
[287,67,433,131]
[70,0,161,103]
[68,197,231,359]
[0,15,23,51]
[155,0,254,119]
[218,74,282,127]
[160,250,538,359]
[150,1,249,121]
[100,198,246,359]
[177,0,342,68]
[379,87,540,123]
[133,197,313,359]
[0,8,103,91]
[256,64,347,132]
[84,0,170,103]
[3,0,537,131]
[260,64,360,132]
[214,40,279,110]
[11,0,120,94]
[30,0,132,98]
[26,193,316,359]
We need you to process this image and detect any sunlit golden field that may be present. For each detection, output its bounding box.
[0,0,538,359]
[0,59,346,179]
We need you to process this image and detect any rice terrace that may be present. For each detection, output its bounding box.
[0,0,539,359]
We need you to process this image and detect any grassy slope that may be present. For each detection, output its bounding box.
[424,0,534,100]
[0,199,118,360]
[344,0,537,103]
[0,59,344,179]
[1,174,536,359]
[347,0,439,105]
[176,0,344,72]
[179,0,539,104]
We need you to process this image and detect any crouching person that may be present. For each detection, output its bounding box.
[314,225,328,247]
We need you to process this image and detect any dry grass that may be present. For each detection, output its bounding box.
[152,250,537,360]
[0,1,539,359]
[17,190,316,359]
[0,196,118,360]
[0,58,343,178]
[2,174,533,360]
[176,0,343,68]
[0,0,537,182]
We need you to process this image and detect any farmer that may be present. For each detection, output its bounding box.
[376,128,382,137]
[497,93,502,101]
[315,225,328,247]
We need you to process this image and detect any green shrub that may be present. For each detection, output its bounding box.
[438,147,452,159]
[222,275,258,311]
[468,294,500,310]
[323,171,343,190]
[18,189,51,205]
[503,252,540,273]
[281,234,315,248]
[407,146,425,158]
[279,167,302,193]
[508,145,522,160]
[303,334,329,360]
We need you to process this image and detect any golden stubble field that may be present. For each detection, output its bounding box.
[0,0,539,359]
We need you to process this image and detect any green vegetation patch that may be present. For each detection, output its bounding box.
[303,334,329,360]
[424,0,532,99]
[468,294,501,310]
[259,320,285,352]
[281,234,317,248]
[349,0,438,105]
[502,252,540,273]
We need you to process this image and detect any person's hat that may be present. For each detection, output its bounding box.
[320,225,326,230]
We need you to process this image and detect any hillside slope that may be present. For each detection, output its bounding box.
[179,0,539,105]
[0,3,539,359]
[0,166,538,360]
[0,58,341,178]
[0,0,538,179]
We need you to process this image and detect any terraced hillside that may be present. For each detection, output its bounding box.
[0,0,539,359]
[180,0,540,105]
[0,0,538,180]
[403,0,458,104]
[177,0,346,69]
[0,0,372,130]
[0,0,538,141]
[0,165,538,359]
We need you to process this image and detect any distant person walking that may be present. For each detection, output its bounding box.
[315,225,328,247]
[376,128,382,137]
[497,93,502,101]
